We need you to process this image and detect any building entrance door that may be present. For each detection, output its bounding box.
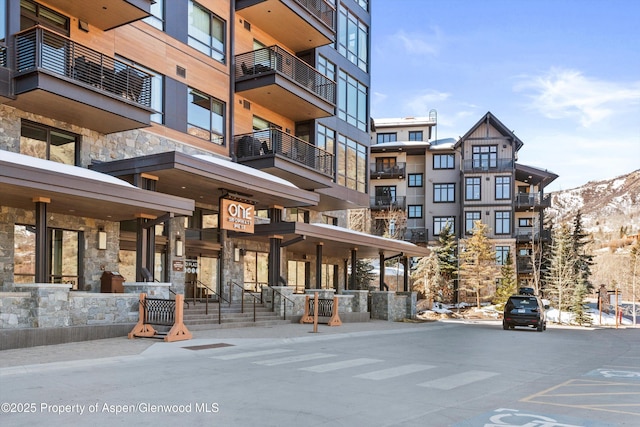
[185,256,219,299]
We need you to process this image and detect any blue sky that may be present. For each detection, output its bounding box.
[370,0,640,191]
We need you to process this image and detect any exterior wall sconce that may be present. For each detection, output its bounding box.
[98,228,107,250]
[175,236,184,257]
[234,247,241,262]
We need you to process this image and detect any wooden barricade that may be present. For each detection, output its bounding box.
[299,293,342,327]
[128,293,192,342]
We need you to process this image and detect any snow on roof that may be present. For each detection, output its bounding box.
[310,222,424,251]
[374,117,436,127]
[1,150,135,187]
[193,154,298,188]
[429,138,457,150]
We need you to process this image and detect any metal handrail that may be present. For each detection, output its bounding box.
[14,26,152,107]
[266,285,295,321]
[169,288,189,308]
[229,281,259,322]
[188,279,229,323]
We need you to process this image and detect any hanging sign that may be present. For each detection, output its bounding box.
[220,198,254,233]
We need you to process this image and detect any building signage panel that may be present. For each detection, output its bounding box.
[220,198,254,233]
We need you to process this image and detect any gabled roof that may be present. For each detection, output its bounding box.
[515,163,559,189]
[455,111,524,151]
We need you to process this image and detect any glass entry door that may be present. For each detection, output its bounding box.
[186,256,219,299]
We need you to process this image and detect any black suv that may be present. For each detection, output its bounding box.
[503,294,548,332]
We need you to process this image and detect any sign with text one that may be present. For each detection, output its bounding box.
[220,198,254,234]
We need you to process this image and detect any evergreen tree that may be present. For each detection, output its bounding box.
[350,258,376,290]
[435,222,457,302]
[538,215,554,297]
[493,250,516,310]
[571,210,594,292]
[458,221,498,308]
[571,278,591,326]
[545,223,576,323]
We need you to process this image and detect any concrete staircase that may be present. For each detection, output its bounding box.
[181,300,291,331]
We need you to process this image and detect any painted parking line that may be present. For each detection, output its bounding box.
[454,407,616,427]
[211,348,293,360]
[253,353,335,366]
[417,370,498,390]
[522,379,640,416]
[300,358,382,373]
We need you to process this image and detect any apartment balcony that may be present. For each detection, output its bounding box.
[515,228,552,243]
[370,162,406,180]
[462,158,513,173]
[0,46,11,102]
[236,0,335,52]
[42,0,151,31]
[515,192,552,210]
[516,256,533,273]
[10,27,153,134]
[235,46,336,122]
[406,228,428,244]
[370,196,406,211]
[234,129,334,190]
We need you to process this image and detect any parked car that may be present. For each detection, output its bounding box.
[503,294,548,332]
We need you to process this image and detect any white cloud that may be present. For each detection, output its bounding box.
[390,28,442,56]
[514,68,640,128]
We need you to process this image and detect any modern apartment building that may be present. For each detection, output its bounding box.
[0,0,429,336]
[370,112,558,298]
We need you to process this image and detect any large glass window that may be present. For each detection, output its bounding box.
[496,176,511,200]
[408,131,423,141]
[321,263,337,290]
[117,56,164,124]
[434,217,455,235]
[337,134,367,192]
[338,5,368,71]
[496,211,511,234]
[465,177,481,200]
[433,154,454,169]
[465,211,481,234]
[188,1,225,63]
[496,246,510,265]
[376,133,396,143]
[144,0,164,30]
[187,88,224,144]
[338,70,367,131]
[408,205,423,219]
[13,224,81,288]
[408,173,423,187]
[244,251,268,291]
[472,145,497,170]
[21,121,78,165]
[434,183,455,203]
[317,54,335,82]
[20,0,69,35]
[288,260,307,293]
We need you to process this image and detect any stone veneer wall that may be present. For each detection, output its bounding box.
[370,291,417,321]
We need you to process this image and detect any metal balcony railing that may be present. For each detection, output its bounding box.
[516,257,533,273]
[370,162,406,179]
[0,46,6,67]
[14,26,152,107]
[407,228,428,243]
[515,193,551,208]
[370,196,406,210]
[236,45,336,104]
[462,158,513,173]
[296,0,336,30]
[515,228,552,242]
[234,129,334,177]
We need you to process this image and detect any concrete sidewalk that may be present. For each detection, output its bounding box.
[0,320,432,369]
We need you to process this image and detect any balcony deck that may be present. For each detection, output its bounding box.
[42,0,151,30]
[235,46,335,121]
[9,27,153,134]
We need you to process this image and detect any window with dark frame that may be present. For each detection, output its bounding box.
[408,131,423,141]
[20,121,78,165]
[187,87,224,144]
[496,176,511,200]
[465,211,481,234]
[188,1,225,63]
[434,183,455,203]
[433,153,454,169]
[465,177,481,200]
[376,133,397,144]
[496,246,510,265]
[408,205,423,218]
[408,173,423,187]
[433,216,455,235]
[519,217,534,227]
[472,145,497,170]
[496,211,511,234]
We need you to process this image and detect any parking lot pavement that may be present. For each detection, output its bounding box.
[0,320,429,369]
